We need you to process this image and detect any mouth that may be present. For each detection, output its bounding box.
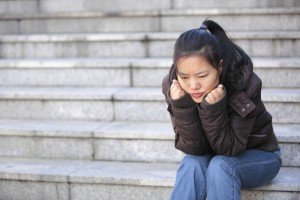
[191,92,204,99]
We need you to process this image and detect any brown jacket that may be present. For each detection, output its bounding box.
[162,64,278,156]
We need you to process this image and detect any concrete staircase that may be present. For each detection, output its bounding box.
[0,0,299,199]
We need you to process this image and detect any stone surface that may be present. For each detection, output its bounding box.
[0,120,298,166]
[1,8,300,34]
[94,138,183,162]
[1,0,299,17]
[0,119,106,137]
[0,40,146,58]
[0,158,299,200]
[274,124,300,143]
[0,20,19,34]
[160,9,300,32]
[241,190,300,200]
[173,0,300,8]
[0,100,114,120]
[279,143,300,167]
[1,57,299,87]
[94,121,173,140]
[70,184,172,200]
[0,87,298,122]
[0,68,131,87]
[0,32,299,58]
[114,101,169,121]
[20,17,161,34]
[265,102,300,123]
[0,136,93,159]
[0,0,38,14]
[0,180,69,200]
[40,0,171,13]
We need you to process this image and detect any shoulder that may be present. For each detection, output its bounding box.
[244,72,262,98]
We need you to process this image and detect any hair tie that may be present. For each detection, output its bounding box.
[199,24,208,31]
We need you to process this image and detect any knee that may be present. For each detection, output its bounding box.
[206,156,234,180]
[181,155,210,173]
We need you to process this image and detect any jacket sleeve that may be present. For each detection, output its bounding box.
[198,75,262,156]
[162,75,211,155]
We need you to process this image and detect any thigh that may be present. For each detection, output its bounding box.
[210,149,282,189]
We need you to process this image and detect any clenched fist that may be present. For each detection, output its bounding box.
[170,79,185,100]
[205,84,224,104]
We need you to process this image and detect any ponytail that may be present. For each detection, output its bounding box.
[203,19,253,91]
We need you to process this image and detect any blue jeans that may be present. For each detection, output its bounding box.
[170,148,282,200]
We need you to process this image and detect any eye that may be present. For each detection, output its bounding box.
[199,74,208,78]
[178,74,188,80]
[180,76,188,80]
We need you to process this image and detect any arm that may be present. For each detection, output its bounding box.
[198,75,262,156]
[162,75,211,155]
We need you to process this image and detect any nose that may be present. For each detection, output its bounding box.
[189,78,200,90]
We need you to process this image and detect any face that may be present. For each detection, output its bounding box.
[177,56,222,103]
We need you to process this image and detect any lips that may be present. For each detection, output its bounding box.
[191,93,204,99]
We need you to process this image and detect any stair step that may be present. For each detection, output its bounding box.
[0,157,299,200]
[1,87,299,123]
[1,8,300,34]
[0,57,299,88]
[0,58,133,87]
[2,0,299,15]
[0,119,299,167]
[0,32,299,58]
[173,0,300,9]
[0,7,300,34]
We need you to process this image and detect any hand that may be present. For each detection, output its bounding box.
[205,84,224,104]
[170,79,185,100]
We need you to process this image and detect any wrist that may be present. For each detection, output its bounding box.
[168,90,196,109]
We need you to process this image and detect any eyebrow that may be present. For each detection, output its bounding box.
[178,71,207,76]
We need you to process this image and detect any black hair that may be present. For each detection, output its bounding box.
[173,19,253,92]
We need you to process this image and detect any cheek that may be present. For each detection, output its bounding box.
[177,77,188,91]
[203,76,219,92]
[209,75,220,88]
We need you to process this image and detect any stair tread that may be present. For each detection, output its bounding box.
[0,31,299,42]
[0,57,299,69]
[1,7,300,19]
[0,87,299,102]
[0,119,299,143]
[0,157,299,192]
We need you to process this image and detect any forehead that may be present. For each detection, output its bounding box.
[177,56,215,73]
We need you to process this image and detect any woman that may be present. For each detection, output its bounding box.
[162,19,282,200]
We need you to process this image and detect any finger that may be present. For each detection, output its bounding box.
[205,88,224,104]
[206,88,223,104]
[217,84,224,89]
[211,88,223,100]
[216,87,225,98]
[206,92,217,104]
[205,96,211,104]
[172,79,179,85]
[172,79,184,91]
[170,85,184,100]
